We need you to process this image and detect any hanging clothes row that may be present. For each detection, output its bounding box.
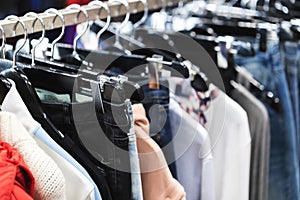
[68,0,300,200]
[0,1,190,200]
[0,0,299,200]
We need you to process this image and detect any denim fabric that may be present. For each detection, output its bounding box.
[235,39,300,200]
[138,79,177,179]
[128,131,143,200]
[126,101,143,200]
[284,41,300,157]
[41,100,133,200]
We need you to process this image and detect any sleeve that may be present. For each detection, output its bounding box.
[132,104,186,200]
[0,112,67,200]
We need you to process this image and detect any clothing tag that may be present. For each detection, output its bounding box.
[148,55,163,89]
[148,62,160,89]
[35,88,71,104]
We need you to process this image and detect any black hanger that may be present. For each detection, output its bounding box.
[54,3,189,77]
[186,2,276,52]
[88,22,184,62]
[0,74,11,104]
[17,55,146,103]
[9,13,85,99]
[6,50,79,73]
[0,16,64,136]
[53,43,190,79]
[1,60,65,139]
[0,24,11,105]
[217,46,238,94]
[7,14,145,103]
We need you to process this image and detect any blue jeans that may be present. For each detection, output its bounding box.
[235,39,300,200]
[284,41,300,159]
[126,100,143,200]
[140,79,177,179]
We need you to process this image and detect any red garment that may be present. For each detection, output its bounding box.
[66,0,92,5]
[0,142,35,200]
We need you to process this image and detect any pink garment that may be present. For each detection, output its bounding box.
[132,104,186,200]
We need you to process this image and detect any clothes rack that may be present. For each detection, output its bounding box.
[0,0,191,39]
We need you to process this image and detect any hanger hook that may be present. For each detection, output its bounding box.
[109,0,130,47]
[66,4,89,55]
[24,12,45,66]
[0,25,6,59]
[5,15,27,69]
[44,8,65,60]
[88,1,111,50]
[133,0,148,29]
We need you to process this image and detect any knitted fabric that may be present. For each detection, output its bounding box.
[0,112,66,200]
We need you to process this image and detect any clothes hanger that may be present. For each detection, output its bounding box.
[53,2,148,71]
[129,0,209,92]
[88,0,111,51]
[129,0,148,46]
[132,0,148,31]
[89,0,185,62]
[25,12,46,66]
[46,8,66,61]
[187,1,275,53]
[81,0,186,64]
[0,17,118,199]
[5,8,80,73]
[103,0,132,55]
[59,4,90,66]
[51,2,190,79]
[188,0,274,36]
[0,74,11,105]
[17,11,145,103]
[0,15,65,138]
[54,1,133,62]
[130,0,188,61]
[9,12,82,97]
[0,25,12,105]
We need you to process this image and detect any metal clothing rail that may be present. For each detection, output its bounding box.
[0,0,191,39]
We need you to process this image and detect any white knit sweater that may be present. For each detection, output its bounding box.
[0,111,66,200]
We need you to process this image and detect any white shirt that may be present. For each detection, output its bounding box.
[204,85,251,200]
[169,94,215,200]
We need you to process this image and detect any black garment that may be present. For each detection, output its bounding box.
[0,59,133,199]
[41,100,132,200]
